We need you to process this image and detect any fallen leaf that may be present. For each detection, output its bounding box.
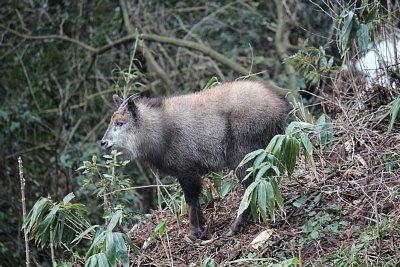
[250,229,273,249]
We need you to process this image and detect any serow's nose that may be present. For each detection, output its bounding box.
[100,140,108,148]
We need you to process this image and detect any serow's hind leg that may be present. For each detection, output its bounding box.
[178,175,204,237]
[227,164,253,236]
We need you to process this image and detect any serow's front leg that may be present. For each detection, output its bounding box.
[178,175,204,237]
[187,199,204,237]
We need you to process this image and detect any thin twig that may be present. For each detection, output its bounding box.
[19,157,30,267]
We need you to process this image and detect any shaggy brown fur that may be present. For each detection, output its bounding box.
[101,80,288,236]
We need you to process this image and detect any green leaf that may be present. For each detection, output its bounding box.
[22,198,51,233]
[271,257,301,267]
[357,23,369,55]
[62,192,75,205]
[255,164,271,181]
[86,229,106,259]
[36,205,60,246]
[284,137,299,176]
[237,180,260,217]
[125,235,142,256]
[106,232,117,265]
[237,149,265,167]
[107,210,122,232]
[271,165,281,176]
[203,76,219,89]
[71,225,99,244]
[300,132,313,157]
[85,253,111,267]
[113,233,129,267]
[365,5,378,24]
[266,135,285,155]
[253,151,267,169]
[271,179,285,213]
[153,219,167,237]
[316,114,333,148]
[293,195,308,208]
[250,184,258,221]
[285,122,315,136]
[257,181,268,223]
[265,181,275,221]
[220,179,237,197]
[388,97,400,133]
[340,11,356,54]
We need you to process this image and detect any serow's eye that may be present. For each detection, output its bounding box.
[115,121,124,127]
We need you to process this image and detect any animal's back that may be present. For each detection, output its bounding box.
[161,80,287,174]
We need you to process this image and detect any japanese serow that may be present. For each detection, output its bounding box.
[101,80,287,237]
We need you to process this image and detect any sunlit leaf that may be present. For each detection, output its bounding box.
[62,192,75,205]
[203,76,219,89]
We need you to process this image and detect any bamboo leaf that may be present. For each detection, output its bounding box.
[257,181,268,223]
[125,235,142,256]
[265,182,275,221]
[388,97,400,133]
[62,192,75,205]
[237,149,265,167]
[220,179,237,197]
[203,76,219,89]
[317,114,333,148]
[36,205,60,246]
[300,132,313,157]
[113,233,129,267]
[153,219,166,237]
[86,229,106,259]
[340,11,355,54]
[107,210,122,232]
[250,186,258,221]
[271,179,285,213]
[106,232,117,265]
[237,180,260,217]
[255,164,271,181]
[97,253,111,267]
[365,5,378,24]
[71,225,99,244]
[253,151,267,168]
[22,198,51,233]
[357,23,369,55]
[266,135,285,156]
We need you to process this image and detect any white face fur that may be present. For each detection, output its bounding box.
[101,96,141,159]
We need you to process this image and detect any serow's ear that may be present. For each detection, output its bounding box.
[127,98,137,117]
[113,94,123,107]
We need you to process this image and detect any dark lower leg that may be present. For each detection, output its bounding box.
[178,175,204,237]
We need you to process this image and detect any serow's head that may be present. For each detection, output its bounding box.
[101,94,140,158]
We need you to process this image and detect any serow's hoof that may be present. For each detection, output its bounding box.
[225,229,235,237]
[184,234,197,243]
